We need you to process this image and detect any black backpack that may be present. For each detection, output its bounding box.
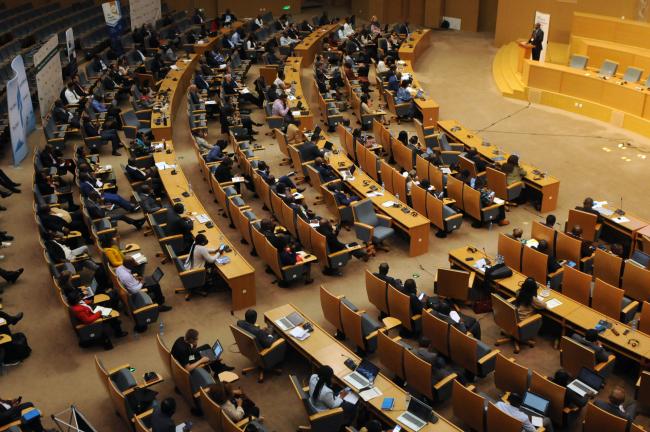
[2,332,32,364]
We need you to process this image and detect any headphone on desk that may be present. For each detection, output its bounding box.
[628,338,640,348]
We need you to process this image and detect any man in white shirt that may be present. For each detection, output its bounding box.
[279,32,299,47]
[230,31,241,46]
[273,70,286,90]
[116,257,172,311]
[495,393,553,432]
[64,82,81,105]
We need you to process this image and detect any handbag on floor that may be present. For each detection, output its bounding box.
[3,332,32,364]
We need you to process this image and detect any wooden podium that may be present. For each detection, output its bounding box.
[517,40,534,73]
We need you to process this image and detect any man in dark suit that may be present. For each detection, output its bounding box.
[571,329,612,362]
[576,197,602,220]
[313,157,337,182]
[529,22,544,61]
[52,100,80,128]
[373,262,403,290]
[594,386,636,421]
[166,203,194,254]
[316,220,367,273]
[151,398,176,431]
[85,191,145,230]
[236,309,278,348]
[137,185,162,213]
[299,139,324,162]
[83,117,122,155]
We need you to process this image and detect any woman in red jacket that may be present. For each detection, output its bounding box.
[69,290,127,350]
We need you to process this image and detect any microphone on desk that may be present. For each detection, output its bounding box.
[482,247,491,265]
[615,196,625,215]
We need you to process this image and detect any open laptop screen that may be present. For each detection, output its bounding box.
[408,397,433,422]
[356,360,380,381]
[522,392,550,415]
[577,367,603,390]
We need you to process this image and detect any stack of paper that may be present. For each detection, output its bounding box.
[473,258,489,273]
[290,326,310,340]
[381,201,395,208]
[93,306,113,317]
[545,298,562,309]
[131,252,148,265]
[196,214,210,224]
[613,216,630,223]
[360,387,382,402]
[343,392,359,404]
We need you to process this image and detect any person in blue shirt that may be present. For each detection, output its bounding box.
[386,67,399,92]
[395,80,414,117]
[205,144,225,163]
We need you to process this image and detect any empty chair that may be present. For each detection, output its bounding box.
[434,268,475,302]
[598,59,619,78]
[622,66,643,83]
[569,54,589,70]
[289,375,347,432]
[591,278,638,324]
[351,199,395,250]
[452,380,486,432]
[449,325,498,378]
[492,294,543,353]
[230,324,286,383]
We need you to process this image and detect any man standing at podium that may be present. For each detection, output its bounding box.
[529,22,544,61]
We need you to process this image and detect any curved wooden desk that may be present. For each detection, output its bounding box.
[398,29,432,63]
[266,304,462,432]
[149,21,256,310]
[294,23,340,66]
[282,57,314,130]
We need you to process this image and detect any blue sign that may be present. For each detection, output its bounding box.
[6,55,35,166]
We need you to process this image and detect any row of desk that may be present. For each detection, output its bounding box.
[148,20,256,311]
[282,56,314,130]
[265,303,462,432]
[448,245,650,366]
[154,146,256,310]
[437,119,561,213]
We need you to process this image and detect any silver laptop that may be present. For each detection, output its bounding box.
[275,312,305,331]
[342,359,380,390]
[396,397,434,431]
[567,367,603,397]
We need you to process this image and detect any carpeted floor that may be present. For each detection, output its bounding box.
[3,23,650,432]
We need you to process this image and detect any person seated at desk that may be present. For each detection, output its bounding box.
[411,337,461,386]
[257,161,302,192]
[279,243,313,284]
[272,93,291,120]
[0,396,49,432]
[568,225,595,258]
[37,204,89,241]
[285,120,304,145]
[309,365,357,422]
[80,174,140,212]
[533,239,562,273]
[208,382,262,424]
[237,309,279,349]
[549,369,589,409]
[359,420,386,432]
[125,158,163,195]
[279,31,300,48]
[193,129,213,153]
[194,69,216,94]
[385,67,399,93]
[222,74,263,108]
[502,155,527,201]
[43,232,98,274]
[395,81,415,116]
[313,157,337,182]
[300,139,325,162]
[433,301,482,340]
[571,329,612,363]
[374,262,403,290]
[515,277,547,320]
[494,393,553,432]
[465,147,487,172]
[474,177,509,227]
[576,197,601,219]
[189,84,217,119]
[185,233,220,271]
[376,55,389,77]
[171,329,235,378]
[151,397,178,432]
[138,185,162,214]
[85,191,146,230]
[166,203,194,254]
[68,290,127,350]
[594,386,636,422]
[82,116,124,156]
[545,214,557,228]
[317,220,368,273]
[507,228,524,241]
[117,256,172,312]
[609,243,625,258]
[260,219,292,250]
[402,278,425,315]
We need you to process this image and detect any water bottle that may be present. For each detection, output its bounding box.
[542,281,551,298]
[158,321,165,336]
[381,182,385,194]
[631,319,638,334]
[395,193,400,202]
[183,420,193,431]
[405,391,411,408]
[188,182,193,196]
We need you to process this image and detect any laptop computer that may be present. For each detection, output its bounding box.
[630,250,650,269]
[396,397,435,431]
[199,340,223,362]
[144,267,164,286]
[520,391,550,417]
[275,311,305,331]
[343,360,380,390]
[323,141,334,151]
[567,367,604,397]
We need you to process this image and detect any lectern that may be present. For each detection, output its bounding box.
[517,40,534,73]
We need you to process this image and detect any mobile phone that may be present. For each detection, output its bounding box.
[392,426,402,432]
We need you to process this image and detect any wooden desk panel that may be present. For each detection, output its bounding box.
[265,304,462,431]
[398,29,431,63]
[560,71,604,102]
[526,62,562,92]
[154,147,255,310]
[572,13,650,51]
[601,82,646,115]
[283,57,314,130]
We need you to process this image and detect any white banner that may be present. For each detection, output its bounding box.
[65,27,75,62]
[534,11,551,62]
[7,56,35,166]
[34,34,63,122]
[129,0,161,30]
